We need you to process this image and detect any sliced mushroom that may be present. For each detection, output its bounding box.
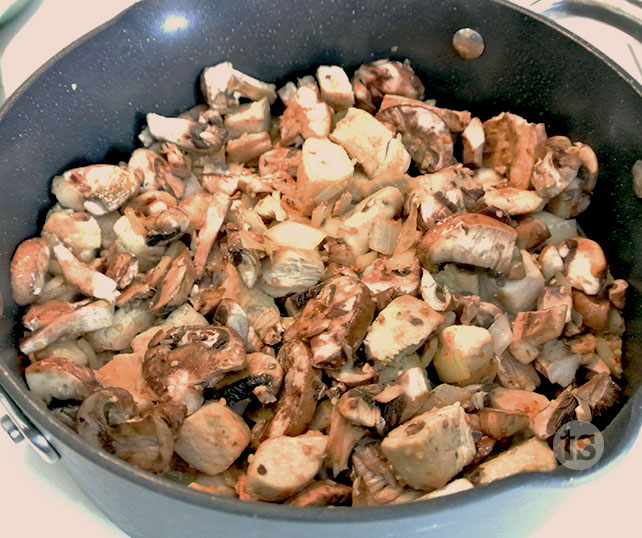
[76,387,136,445]
[607,279,628,310]
[362,251,421,310]
[531,142,581,199]
[20,299,115,355]
[104,252,139,290]
[216,352,283,405]
[285,479,352,506]
[364,295,445,364]
[514,215,551,251]
[531,388,578,439]
[85,302,155,352]
[96,352,158,412]
[482,112,546,190]
[260,248,325,298]
[112,213,165,272]
[381,403,476,490]
[143,325,246,412]
[128,148,184,198]
[10,237,51,306]
[376,104,454,173]
[145,208,191,246]
[193,191,230,277]
[265,339,322,437]
[483,187,544,216]
[418,213,517,275]
[247,432,328,501]
[149,251,195,314]
[146,113,226,153]
[42,209,101,262]
[572,372,619,420]
[52,164,141,216]
[326,403,367,475]
[462,117,485,168]
[471,437,557,485]
[495,352,541,392]
[375,366,431,429]
[25,357,99,405]
[562,237,607,295]
[534,340,581,387]
[337,385,384,430]
[352,59,424,112]
[572,290,609,332]
[351,441,405,504]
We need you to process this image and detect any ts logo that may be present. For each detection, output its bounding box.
[553,421,604,470]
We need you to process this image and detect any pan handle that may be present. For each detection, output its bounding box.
[0,385,60,463]
[524,0,642,42]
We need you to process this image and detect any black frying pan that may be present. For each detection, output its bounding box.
[0,1,641,536]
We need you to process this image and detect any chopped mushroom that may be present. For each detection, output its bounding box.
[285,480,352,506]
[76,387,136,445]
[362,251,421,310]
[562,237,607,295]
[10,238,50,305]
[462,117,485,168]
[351,440,405,504]
[25,357,99,405]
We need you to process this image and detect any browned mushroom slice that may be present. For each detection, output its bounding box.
[146,113,226,153]
[42,209,102,262]
[260,248,325,298]
[327,404,367,475]
[20,299,115,354]
[376,104,454,173]
[25,357,99,405]
[531,388,578,439]
[381,403,476,491]
[471,437,557,485]
[514,215,551,250]
[149,251,195,314]
[86,302,155,352]
[96,352,158,412]
[534,340,581,387]
[279,84,332,145]
[145,208,191,247]
[572,290,609,332]
[104,252,139,290]
[361,251,421,310]
[482,112,546,190]
[511,304,567,346]
[531,140,581,199]
[351,441,405,505]
[418,213,517,275]
[10,237,50,305]
[285,480,352,506]
[562,237,607,295]
[143,325,246,412]
[462,117,485,168]
[483,187,544,216]
[193,191,230,277]
[364,295,444,364]
[215,352,283,405]
[375,367,431,429]
[76,387,136,445]
[607,279,628,310]
[495,352,541,392]
[573,372,619,420]
[337,386,384,430]
[128,148,184,198]
[378,94,471,132]
[52,164,141,216]
[352,59,424,112]
[478,408,529,440]
[265,339,321,437]
[52,243,119,302]
[110,401,187,474]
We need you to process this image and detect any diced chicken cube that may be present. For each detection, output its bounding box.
[224,98,271,139]
[432,325,495,385]
[201,62,277,111]
[174,401,251,475]
[474,437,557,484]
[247,432,328,501]
[317,65,355,110]
[330,107,410,178]
[297,137,354,207]
[96,353,157,411]
[381,403,476,490]
[226,132,272,163]
[280,85,332,144]
[364,295,445,364]
[489,387,550,426]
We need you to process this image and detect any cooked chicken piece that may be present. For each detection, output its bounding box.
[364,295,445,364]
[376,366,431,429]
[478,408,530,440]
[482,112,546,190]
[472,438,557,485]
[330,107,410,179]
[381,403,475,490]
[495,352,541,392]
[128,148,185,198]
[296,137,354,208]
[96,352,157,411]
[224,98,271,139]
[174,401,251,475]
[483,187,544,216]
[226,131,272,163]
[489,387,550,426]
[43,209,101,263]
[25,357,99,405]
[258,147,301,177]
[147,113,226,153]
[86,302,154,352]
[247,432,328,501]
[511,305,567,346]
[280,84,332,145]
[316,65,354,110]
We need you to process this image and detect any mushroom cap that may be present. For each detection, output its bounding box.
[10,237,50,306]
[25,357,99,405]
[143,325,247,398]
[418,213,518,275]
[377,104,454,173]
[353,59,424,111]
[563,237,607,296]
[76,387,136,446]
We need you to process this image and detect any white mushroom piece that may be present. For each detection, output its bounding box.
[142,326,247,414]
[361,250,421,310]
[418,213,518,276]
[128,148,185,198]
[174,401,251,475]
[246,432,328,501]
[25,357,99,406]
[561,237,607,295]
[146,113,227,153]
[52,164,141,216]
[10,237,50,305]
[376,104,455,173]
[351,59,425,113]
[42,209,102,263]
[381,403,476,490]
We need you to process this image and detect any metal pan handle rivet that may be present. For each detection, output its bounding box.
[1,414,25,443]
[452,28,485,59]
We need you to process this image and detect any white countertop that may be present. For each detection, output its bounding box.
[0,1,640,537]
